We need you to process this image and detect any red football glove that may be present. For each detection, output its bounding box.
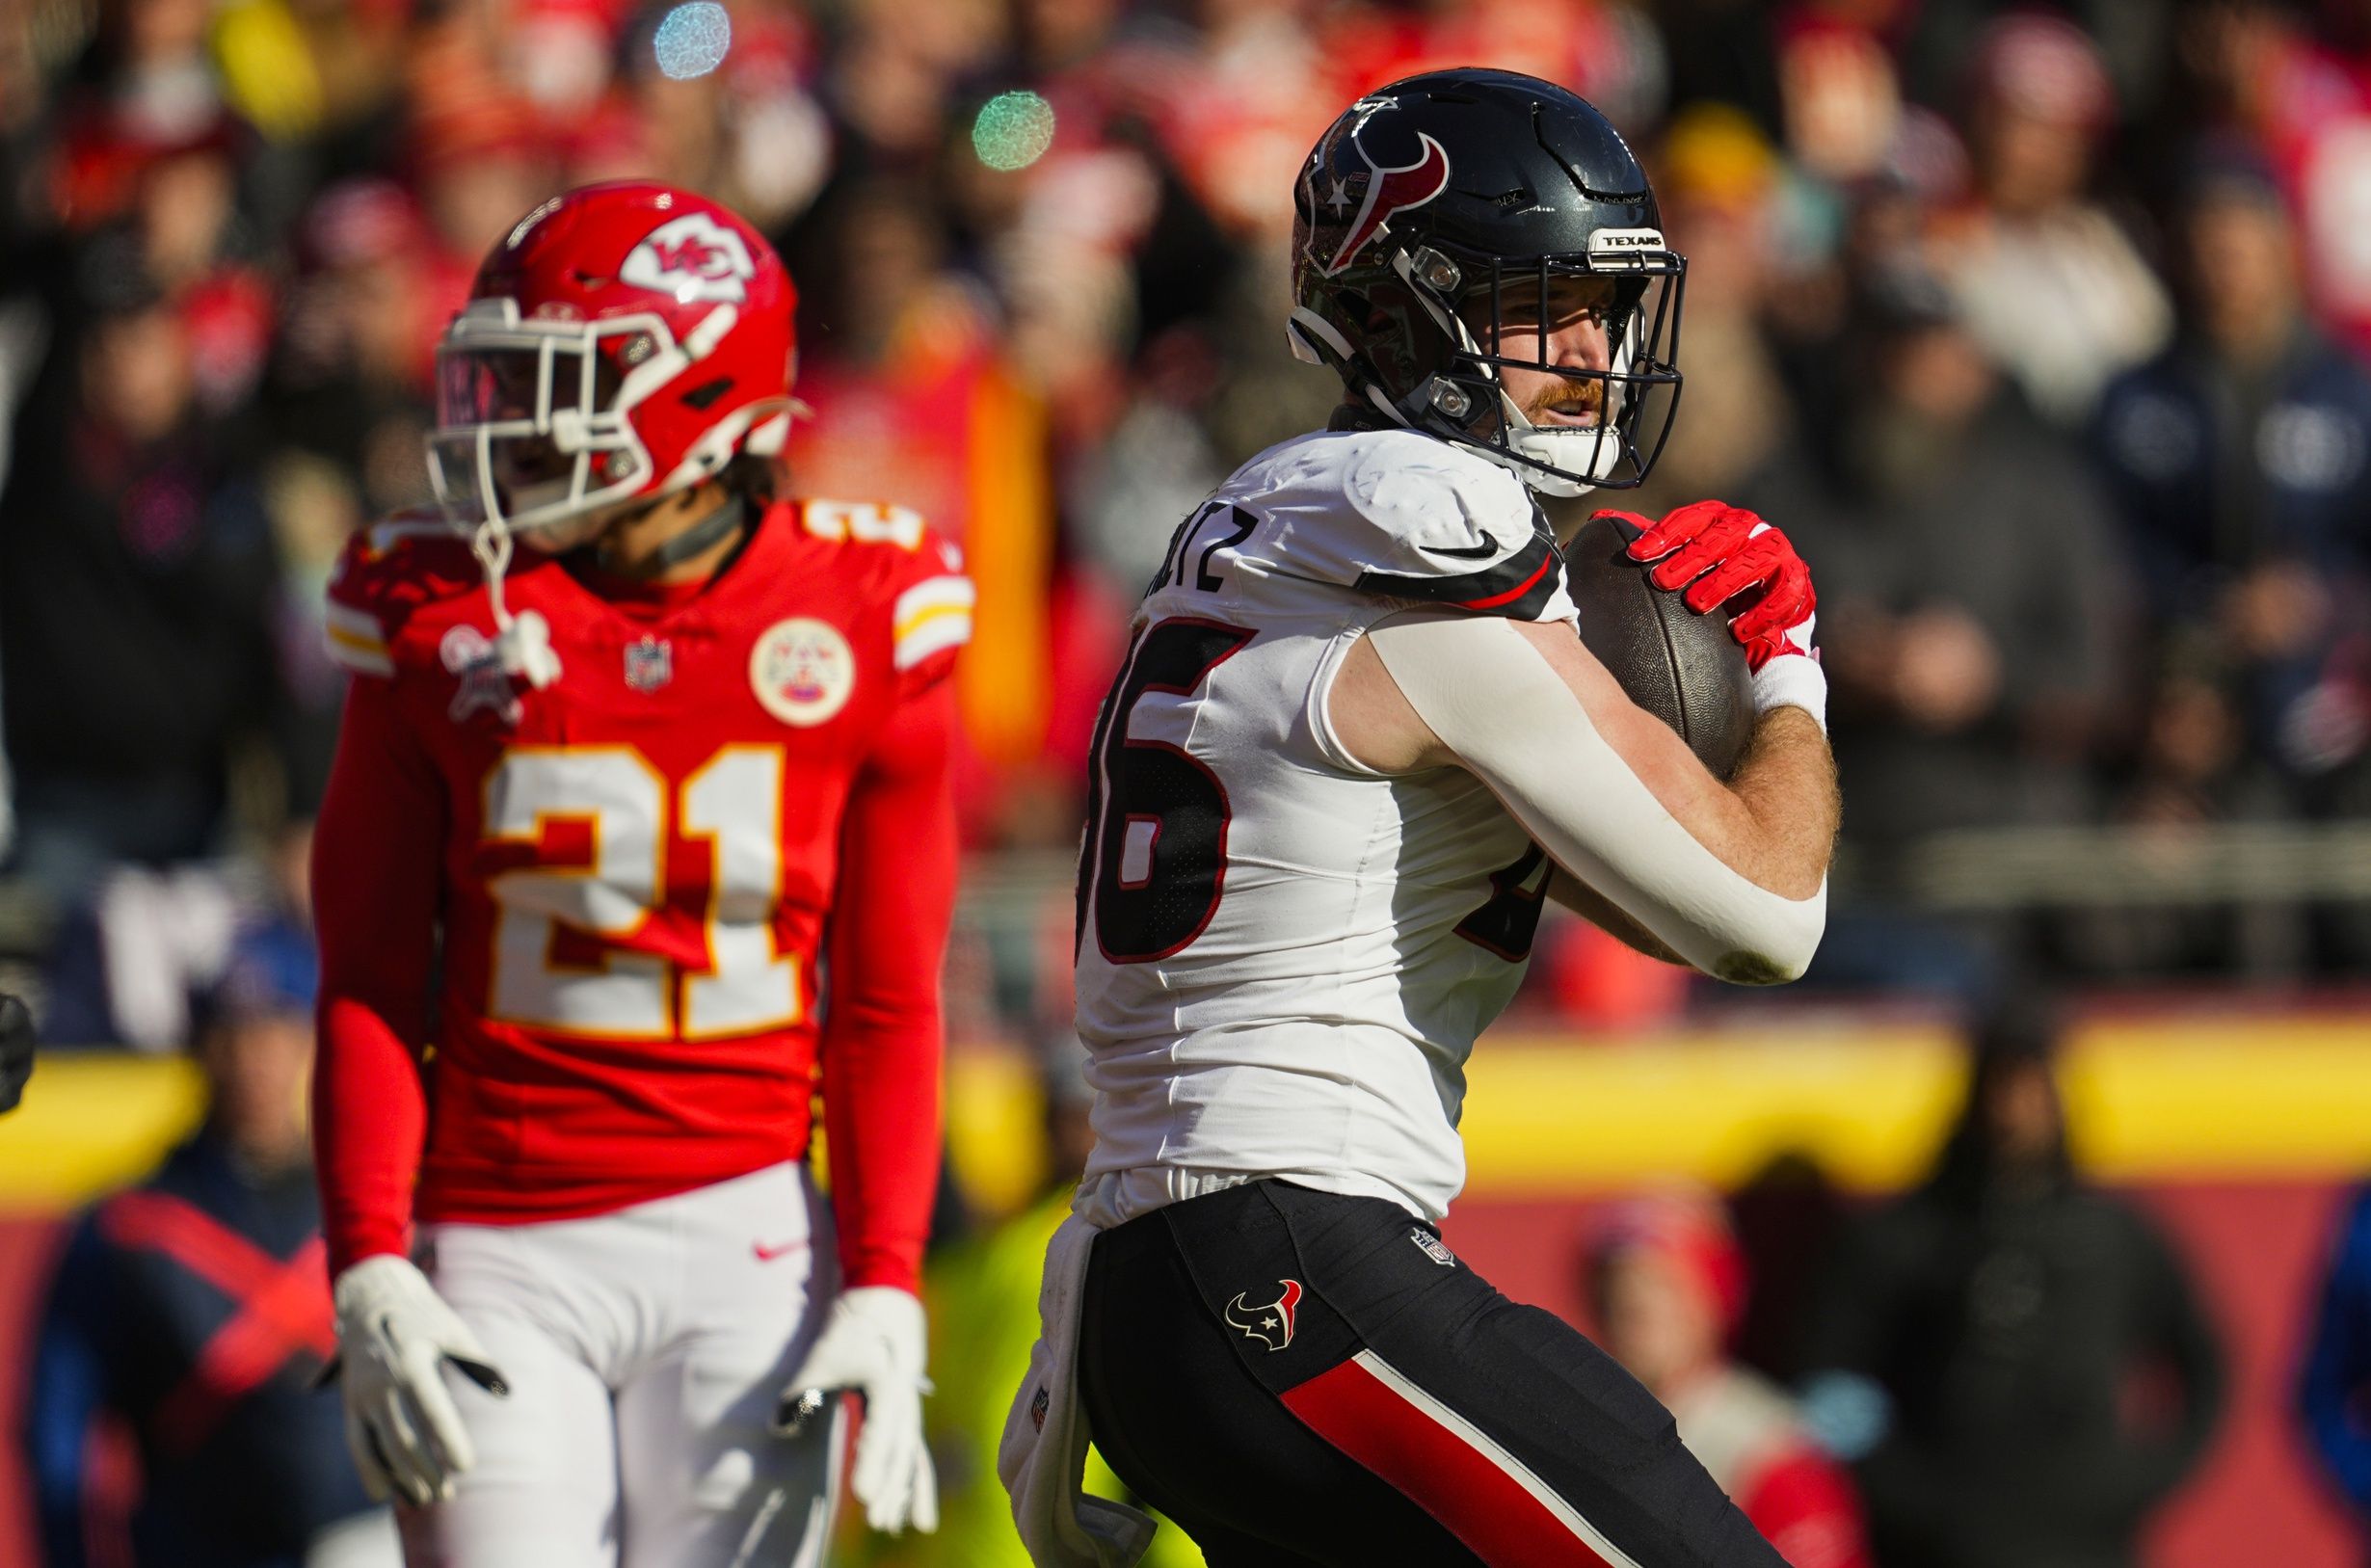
[1598,499,1826,730]
[1608,499,1816,672]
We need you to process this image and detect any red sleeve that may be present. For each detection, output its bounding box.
[820,672,959,1294]
[310,671,445,1277]
[1742,1444,1875,1568]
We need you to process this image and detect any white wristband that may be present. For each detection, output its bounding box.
[1751,653,1827,733]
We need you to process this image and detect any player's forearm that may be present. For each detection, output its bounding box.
[313,997,430,1272]
[822,679,958,1292]
[1718,707,1840,904]
[311,677,443,1274]
[1372,614,1827,982]
[822,1025,944,1293]
[1546,869,1688,966]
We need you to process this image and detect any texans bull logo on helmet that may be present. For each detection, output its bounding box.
[1302,95,1452,278]
[1225,1279,1304,1352]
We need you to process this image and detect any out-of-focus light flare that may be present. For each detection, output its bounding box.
[653,2,732,81]
[973,91,1056,172]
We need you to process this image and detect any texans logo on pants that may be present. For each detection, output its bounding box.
[1225,1280,1303,1352]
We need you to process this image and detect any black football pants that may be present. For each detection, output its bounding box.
[1077,1180,1785,1567]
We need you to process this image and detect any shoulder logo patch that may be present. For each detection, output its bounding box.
[750,618,855,727]
[620,212,756,305]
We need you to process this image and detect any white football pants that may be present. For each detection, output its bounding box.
[397,1161,842,1568]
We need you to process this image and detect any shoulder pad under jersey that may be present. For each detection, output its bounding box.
[1250,429,1573,622]
[792,497,974,679]
[322,511,483,678]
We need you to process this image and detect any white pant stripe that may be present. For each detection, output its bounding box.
[1353,1349,1647,1568]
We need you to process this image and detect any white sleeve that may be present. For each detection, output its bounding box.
[1366,612,1826,984]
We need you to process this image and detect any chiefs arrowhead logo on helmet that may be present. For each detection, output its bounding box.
[1303,98,1452,278]
[1224,1279,1304,1352]
[621,212,758,304]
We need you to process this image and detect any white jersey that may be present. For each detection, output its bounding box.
[1075,425,1580,1222]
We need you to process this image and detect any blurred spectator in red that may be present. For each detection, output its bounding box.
[131,135,274,415]
[1772,3,1906,191]
[1584,1188,1873,1568]
[2175,0,2371,362]
[1151,0,1331,241]
[831,0,1005,172]
[1934,14,2169,428]
[587,2,831,228]
[23,930,398,1568]
[0,248,282,907]
[1610,102,1792,520]
[1320,0,1667,133]
[1519,917,1690,1032]
[266,179,438,519]
[405,93,555,315]
[2093,143,2371,817]
[1797,1000,2225,1568]
[786,183,1055,837]
[1758,102,1972,495]
[251,180,442,823]
[46,0,241,235]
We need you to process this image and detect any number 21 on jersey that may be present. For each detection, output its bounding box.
[483,745,801,1037]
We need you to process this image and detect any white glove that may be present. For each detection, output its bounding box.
[775,1286,938,1534]
[329,1255,509,1506]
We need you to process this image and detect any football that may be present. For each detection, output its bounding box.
[1563,512,1755,777]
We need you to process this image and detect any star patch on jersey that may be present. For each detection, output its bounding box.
[750,617,855,727]
[440,625,523,727]
[1225,1279,1303,1352]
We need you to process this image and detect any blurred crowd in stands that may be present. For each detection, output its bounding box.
[3,0,2371,1048]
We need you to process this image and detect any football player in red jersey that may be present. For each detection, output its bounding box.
[309,181,971,1566]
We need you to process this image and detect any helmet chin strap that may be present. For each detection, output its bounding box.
[466,489,750,696]
[1390,253,1611,500]
[468,518,564,690]
[628,491,748,572]
[1495,404,1593,497]
[1498,405,1612,499]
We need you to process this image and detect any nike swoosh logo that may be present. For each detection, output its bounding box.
[753,1238,808,1262]
[1422,530,1502,560]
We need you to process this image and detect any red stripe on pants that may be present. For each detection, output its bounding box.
[1279,1354,1616,1568]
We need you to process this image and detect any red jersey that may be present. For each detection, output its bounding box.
[309,497,972,1294]
[1671,1367,1872,1568]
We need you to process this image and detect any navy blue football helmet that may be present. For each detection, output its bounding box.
[1289,68,1686,496]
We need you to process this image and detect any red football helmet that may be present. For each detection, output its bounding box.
[427,181,798,548]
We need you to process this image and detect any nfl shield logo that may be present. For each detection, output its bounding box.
[625,636,673,693]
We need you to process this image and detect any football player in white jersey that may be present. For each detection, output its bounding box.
[1002,69,1839,1568]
